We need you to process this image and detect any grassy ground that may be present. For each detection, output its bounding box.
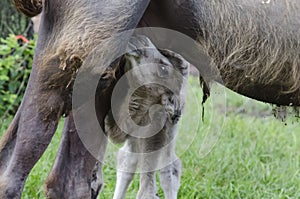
[1,77,300,199]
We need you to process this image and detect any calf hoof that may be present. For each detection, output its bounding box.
[137,193,160,199]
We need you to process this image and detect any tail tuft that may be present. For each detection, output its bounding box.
[13,0,42,17]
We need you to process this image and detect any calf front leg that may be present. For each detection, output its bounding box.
[137,152,160,199]
[159,159,182,199]
[113,141,139,199]
[137,172,159,199]
[159,140,182,199]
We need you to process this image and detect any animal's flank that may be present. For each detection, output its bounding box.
[197,0,300,95]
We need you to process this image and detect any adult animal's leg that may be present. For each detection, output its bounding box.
[45,112,106,199]
[0,66,65,199]
[0,104,22,174]
[91,161,104,199]
[0,0,151,198]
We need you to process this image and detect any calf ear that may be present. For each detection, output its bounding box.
[159,49,189,76]
[123,54,139,72]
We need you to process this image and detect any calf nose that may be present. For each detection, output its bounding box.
[171,110,181,124]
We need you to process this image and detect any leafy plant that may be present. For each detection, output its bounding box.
[0,34,36,118]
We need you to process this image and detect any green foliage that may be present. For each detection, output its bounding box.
[0,34,36,117]
[0,0,33,38]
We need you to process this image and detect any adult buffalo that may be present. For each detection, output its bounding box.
[0,0,299,198]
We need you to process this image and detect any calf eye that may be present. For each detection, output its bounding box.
[158,65,168,77]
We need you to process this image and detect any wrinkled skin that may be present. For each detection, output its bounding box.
[1,0,300,198]
[44,113,102,199]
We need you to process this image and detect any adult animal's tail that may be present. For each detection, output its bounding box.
[13,0,42,17]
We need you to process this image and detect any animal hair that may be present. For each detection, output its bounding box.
[196,0,300,95]
[13,0,42,17]
[15,0,300,98]
[8,0,143,94]
[104,37,188,198]
[105,39,189,147]
[14,0,144,120]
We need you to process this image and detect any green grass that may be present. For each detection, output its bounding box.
[1,77,300,199]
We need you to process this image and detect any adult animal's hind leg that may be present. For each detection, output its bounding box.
[45,112,106,199]
[0,105,22,174]
[45,64,116,199]
[0,0,152,197]
[91,161,104,199]
[0,81,64,199]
